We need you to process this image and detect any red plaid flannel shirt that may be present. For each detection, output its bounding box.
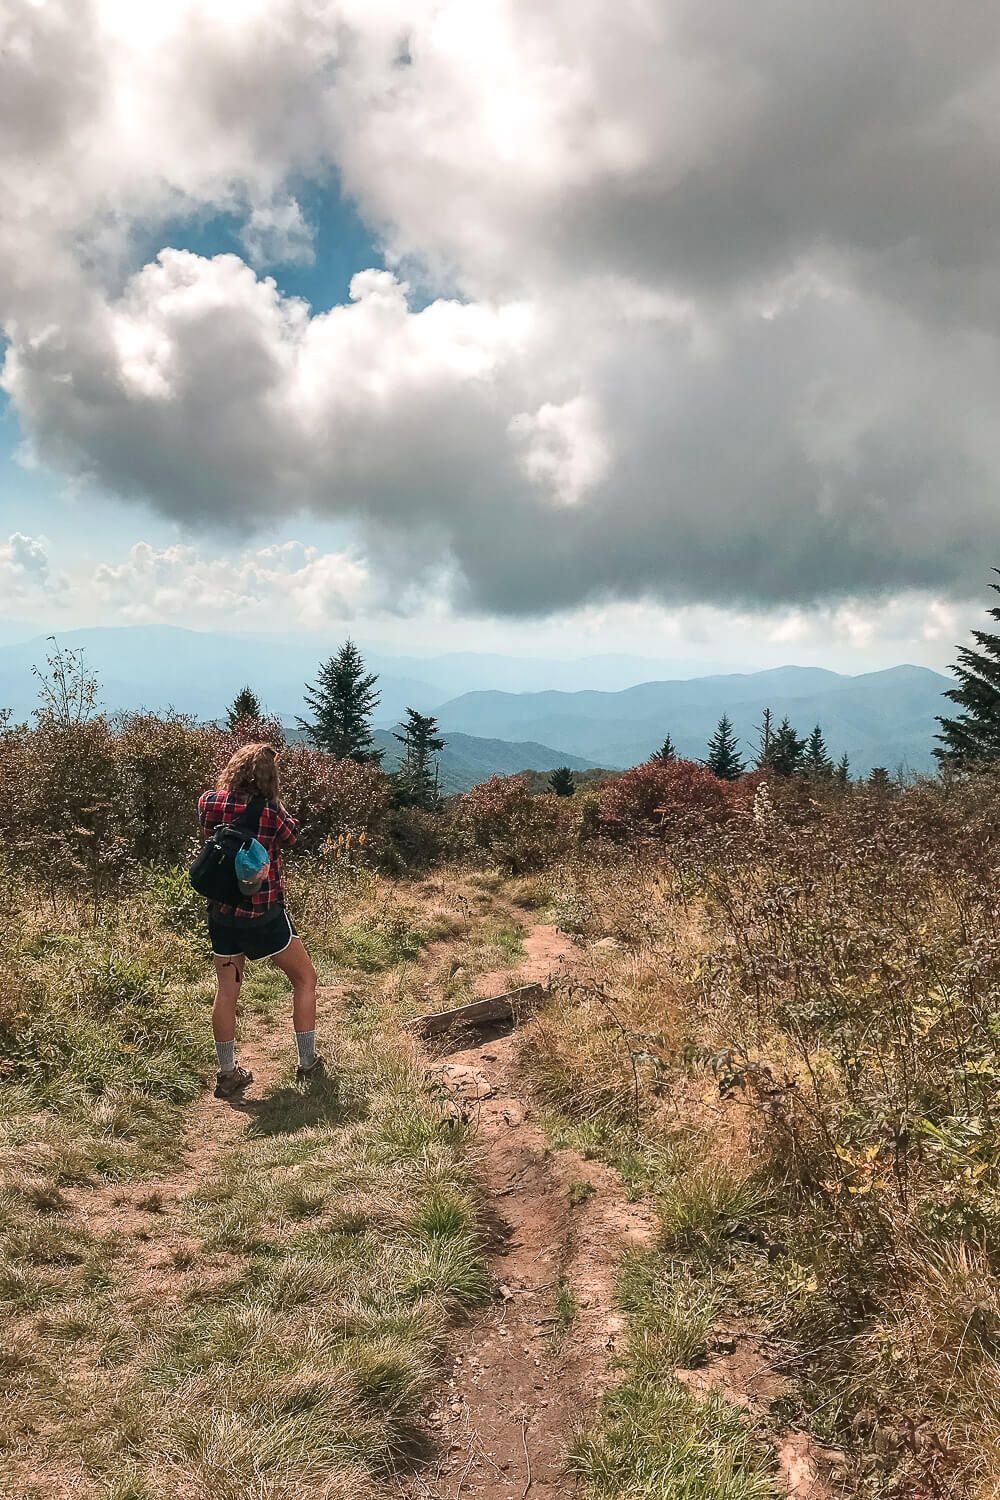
[197,791,298,919]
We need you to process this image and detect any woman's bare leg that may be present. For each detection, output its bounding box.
[213,954,246,1046]
[270,936,318,1035]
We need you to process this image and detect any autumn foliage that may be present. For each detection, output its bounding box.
[451,774,575,872]
[598,757,758,835]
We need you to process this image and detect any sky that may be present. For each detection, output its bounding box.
[2,0,1000,675]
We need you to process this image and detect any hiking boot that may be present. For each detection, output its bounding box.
[214,1064,253,1099]
[296,1055,326,1086]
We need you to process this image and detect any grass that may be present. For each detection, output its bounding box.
[565,1171,779,1499]
[572,1380,778,1500]
[0,875,488,1500]
[548,1275,579,1352]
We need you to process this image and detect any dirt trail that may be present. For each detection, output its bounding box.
[408,920,839,1500]
[409,926,656,1499]
[61,984,346,1294]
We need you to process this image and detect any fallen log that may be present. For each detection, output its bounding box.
[406,983,548,1041]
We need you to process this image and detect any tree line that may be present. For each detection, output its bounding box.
[652,710,851,782]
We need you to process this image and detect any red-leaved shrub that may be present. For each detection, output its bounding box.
[599,759,754,836]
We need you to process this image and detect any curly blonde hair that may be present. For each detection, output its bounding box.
[217,742,280,802]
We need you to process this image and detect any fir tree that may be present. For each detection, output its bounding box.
[297,641,381,762]
[548,766,577,797]
[869,766,892,793]
[393,708,445,808]
[705,714,744,780]
[755,707,774,769]
[652,734,677,763]
[936,572,1000,766]
[804,723,832,776]
[768,717,806,777]
[835,753,850,786]
[226,685,262,728]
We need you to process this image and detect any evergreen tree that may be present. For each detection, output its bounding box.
[936,572,1000,766]
[705,714,744,780]
[393,708,445,808]
[869,766,892,793]
[652,734,677,763]
[226,685,262,728]
[548,766,577,797]
[298,641,381,763]
[768,717,806,777]
[755,707,774,769]
[804,723,832,776]
[835,753,851,786]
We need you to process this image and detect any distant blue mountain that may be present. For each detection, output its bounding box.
[0,623,954,776]
[374,729,600,794]
[0,624,690,724]
[435,664,954,775]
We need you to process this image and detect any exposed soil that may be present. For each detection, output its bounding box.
[406,925,656,1498]
[405,920,841,1500]
[676,1334,841,1499]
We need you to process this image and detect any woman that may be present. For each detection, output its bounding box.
[198,742,323,1099]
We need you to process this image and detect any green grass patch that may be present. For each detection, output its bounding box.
[572,1378,778,1500]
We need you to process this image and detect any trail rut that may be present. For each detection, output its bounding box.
[407,926,655,1499]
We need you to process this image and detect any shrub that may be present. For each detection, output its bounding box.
[0,713,135,911]
[383,806,448,871]
[116,712,213,862]
[276,746,390,854]
[599,759,752,837]
[450,775,574,873]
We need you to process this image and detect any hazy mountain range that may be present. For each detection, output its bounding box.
[433,664,952,776]
[0,623,688,723]
[373,730,599,795]
[0,624,953,779]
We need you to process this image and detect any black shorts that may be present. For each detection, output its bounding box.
[208,906,297,962]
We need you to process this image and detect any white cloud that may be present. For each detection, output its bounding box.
[0,532,65,606]
[93,539,371,626]
[3,1,1000,621]
[240,197,315,267]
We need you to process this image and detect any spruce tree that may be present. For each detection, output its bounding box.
[548,766,576,797]
[869,766,892,793]
[755,707,774,769]
[705,714,744,780]
[804,724,832,776]
[226,685,262,728]
[768,717,806,777]
[835,753,850,786]
[298,641,381,763]
[393,708,445,808]
[652,734,677,763]
[936,572,1000,766]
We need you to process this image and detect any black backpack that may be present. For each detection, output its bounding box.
[189,796,266,905]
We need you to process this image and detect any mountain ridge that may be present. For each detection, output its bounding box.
[0,623,954,777]
[434,664,952,775]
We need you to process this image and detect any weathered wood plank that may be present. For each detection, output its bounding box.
[406,983,547,1040]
